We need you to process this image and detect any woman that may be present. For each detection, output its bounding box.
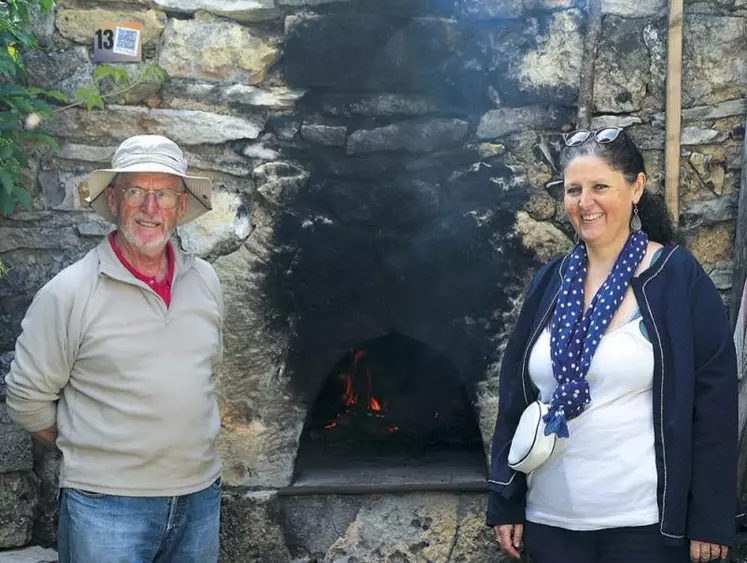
[487,127,737,562]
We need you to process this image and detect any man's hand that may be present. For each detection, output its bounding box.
[32,425,58,450]
[493,524,523,559]
[690,540,728,562]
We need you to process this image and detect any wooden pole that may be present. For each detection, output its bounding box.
[730,125,747,327]
[736,127,747,494]
[576,0,602,129]
[665,0,684,226]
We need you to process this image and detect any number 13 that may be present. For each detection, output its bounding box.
[95,29,114,49]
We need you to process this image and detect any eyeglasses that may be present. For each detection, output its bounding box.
[121,186,184,209]
[563,127,622,147]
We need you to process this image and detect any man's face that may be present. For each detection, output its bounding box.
[105,172,188,256]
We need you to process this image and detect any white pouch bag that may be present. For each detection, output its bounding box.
[507,400,556,474]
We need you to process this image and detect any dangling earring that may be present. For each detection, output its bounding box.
[573,230,580,244]
[631,204,642,232]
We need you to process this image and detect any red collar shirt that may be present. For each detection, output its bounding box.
[108,232,175,306]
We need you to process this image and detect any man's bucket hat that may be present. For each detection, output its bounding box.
[87,135,212,225]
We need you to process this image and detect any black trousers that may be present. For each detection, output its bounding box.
[523,521,692,563]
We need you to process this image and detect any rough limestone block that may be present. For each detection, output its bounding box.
[45,106,265,145]
[476,106,571,140]
[25,47,96,101]
[601,0,665,16]
[319,93,441,117]
[279,0,354,4]
[347,118,469,154]
[220,491,292,562]
[177,190,250,259]
[56,8,167,49]
[279,492,512,562]
[0,352,13,401]
[593,17,653,113]
[682,16,747,106]
[0,472,39,548]
[31,448,61,549]
[0,227,81,254]
[514,211,573,263]
[28,4,57,49]
[154,0,278,21]
[300,124,347,147]
[708,261,734,292]
[159,13,280,84]
[459,0,525,19]
[57,0,151,4]
[680,196,738,229]
[689,223,736,264]
[485,10,583,106]
[0,404,34,473]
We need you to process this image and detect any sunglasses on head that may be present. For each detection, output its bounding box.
[563,127,622,147]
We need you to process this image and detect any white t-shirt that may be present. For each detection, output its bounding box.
[524,318,660,530]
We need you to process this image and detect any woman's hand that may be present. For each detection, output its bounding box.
[690,540,728,562]
[493,524,523,559]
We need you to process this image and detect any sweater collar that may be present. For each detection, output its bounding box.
[96,235,194,285]
[558,243,680,285]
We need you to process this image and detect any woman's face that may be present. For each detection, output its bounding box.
[563,154,645,249]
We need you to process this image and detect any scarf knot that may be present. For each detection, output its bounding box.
[543,231,649,438]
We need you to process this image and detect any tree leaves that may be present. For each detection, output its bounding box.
[74,87,105,111]
[0,189,14,215]
[27,86,68,102]
[0,0,59,216]
[143,65,168,84]
[94,64,130,87]
[0,169,13,197]
[20,131,59,151]
[12,183,32,209]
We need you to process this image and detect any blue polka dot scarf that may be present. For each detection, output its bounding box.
[543,230,649,438]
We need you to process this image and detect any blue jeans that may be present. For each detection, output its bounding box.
[58,479,221,563]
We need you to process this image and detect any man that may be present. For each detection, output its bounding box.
[4,135,224,562]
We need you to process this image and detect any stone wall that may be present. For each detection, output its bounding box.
[0,0,746,560]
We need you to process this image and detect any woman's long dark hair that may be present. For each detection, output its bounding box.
[559,129,679,245]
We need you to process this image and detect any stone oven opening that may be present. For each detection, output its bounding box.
[291,332,487,491]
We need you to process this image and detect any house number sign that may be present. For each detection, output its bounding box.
[93,21,143,63]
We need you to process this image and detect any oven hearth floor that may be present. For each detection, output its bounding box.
[286,447,487,494]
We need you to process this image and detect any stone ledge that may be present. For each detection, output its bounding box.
[0,546,58,563]
[154,0,278,22]
[45,106,265,145]
[347,118,469,154]
[477,106,570,140]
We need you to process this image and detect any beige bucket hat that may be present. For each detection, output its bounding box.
[87,135,213,225]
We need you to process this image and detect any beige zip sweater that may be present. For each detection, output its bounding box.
[4,238,223,496]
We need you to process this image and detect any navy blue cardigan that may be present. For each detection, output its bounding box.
[486,244,738,547]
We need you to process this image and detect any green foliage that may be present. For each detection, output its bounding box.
[74,87,105,111]
[94,64,129,85]
[0,0,56,215]
[142,65,168,83]
[89,63,168,106]
[0,1,168,216]
[53,63,169,116]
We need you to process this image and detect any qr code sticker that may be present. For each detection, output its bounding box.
[112,27,140,56]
